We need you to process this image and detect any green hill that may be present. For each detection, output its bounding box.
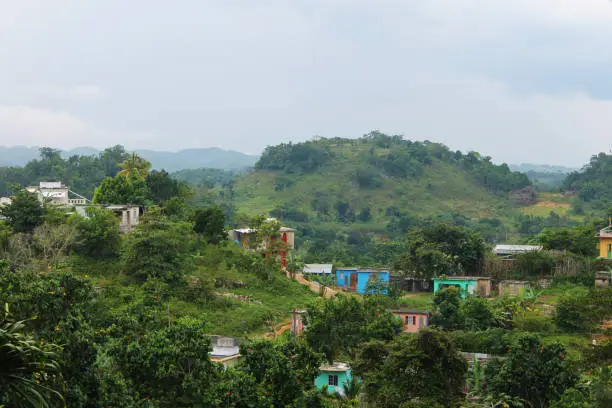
[232,132,531,227]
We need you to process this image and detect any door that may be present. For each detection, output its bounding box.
[350,273,357,290]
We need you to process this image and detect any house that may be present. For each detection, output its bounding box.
[494,245,543,257]
[498,280,531,296]
[209,336,241,369]
[315,362,352,396]
[433,276,492,298]
[391,309,430,333]
[303,264,333,275]
[336,267,390,294]
[291,309,306,336]
[0,197,11,207]
[595,271,612,288]
[228,220,295,267]
[390,274,431,292]
[25,181,90,206]
[26,182,69,205]
[596,226,612,259]
[75,204,142,233]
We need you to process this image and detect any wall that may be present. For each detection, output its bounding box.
[315,370,352,396]
[394,312,429,333]
[336,268,357,289]
[433,279,475,299]
[599,237,612,259]
[357,271,389,294]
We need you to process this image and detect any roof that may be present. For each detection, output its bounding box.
[303,264,333,274]
[210,345,240,358]
[494,245,543,255]
[499,280,530,284]
[433,276,492,281]
[319,362,350,372]
[391,309,429,315]
[597,225,612,238]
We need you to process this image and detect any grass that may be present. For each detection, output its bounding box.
[396,293,434,311]
[90,262,320,338]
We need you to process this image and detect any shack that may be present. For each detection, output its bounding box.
[433,276,492,298]
[336,267,389,294]
[315,362,353,396]
[498,280,531,296]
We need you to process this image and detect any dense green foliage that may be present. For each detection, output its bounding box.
[564,153,612,207]
[0,190,45,233]
[354,329,468,407]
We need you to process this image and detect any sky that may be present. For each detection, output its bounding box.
[1,0,612,166]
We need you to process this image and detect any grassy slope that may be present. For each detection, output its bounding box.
[84,261,319,338]
[233,144,515,224]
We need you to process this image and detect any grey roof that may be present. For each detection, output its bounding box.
[319,362,350,372]
[391,309,429,315]
[494,245,543,255]
[210,345,240,358]
[303,264,333,274]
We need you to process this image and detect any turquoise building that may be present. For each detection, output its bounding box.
[336,267,389,294]
[433,276,492,298]
[315,362,352,396]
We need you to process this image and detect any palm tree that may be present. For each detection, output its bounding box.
[0,307,63,408]
[118,152,151,179]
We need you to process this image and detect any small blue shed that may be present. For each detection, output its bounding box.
[336,267,389,294]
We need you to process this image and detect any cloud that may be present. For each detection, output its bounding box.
[0,105,90,147]
[1,0,612,165]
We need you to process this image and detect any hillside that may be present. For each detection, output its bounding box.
[232,133,530,227]
[0,145,257,171]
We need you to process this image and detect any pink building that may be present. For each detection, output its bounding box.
[391,309,430,333]
[291,309,306,336]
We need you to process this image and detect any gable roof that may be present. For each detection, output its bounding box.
[303,264,333,274]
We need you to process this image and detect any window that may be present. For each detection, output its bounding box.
[412,316,416,325]
[419,316,424,328]
[405,316,410,324]
[328,375,339,386]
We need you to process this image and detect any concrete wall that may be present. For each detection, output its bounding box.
[394,312,429,333]
[315,370,352,396]
[599,237,612,259]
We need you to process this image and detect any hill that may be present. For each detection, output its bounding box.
[232,132,530,221]
[0,145,257,171]
[510,163,576,191]
[563,152,612,212]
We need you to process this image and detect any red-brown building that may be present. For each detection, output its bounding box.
[391,309,430,333]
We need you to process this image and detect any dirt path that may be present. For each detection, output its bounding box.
[287,271,337,298]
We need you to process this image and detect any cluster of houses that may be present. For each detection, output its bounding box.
[1,181,143,233]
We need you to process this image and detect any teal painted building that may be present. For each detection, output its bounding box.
[433,276,492,298]
[315,362,352,396]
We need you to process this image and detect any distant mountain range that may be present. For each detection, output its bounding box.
[0,146,258,172]
[509,163,577,174]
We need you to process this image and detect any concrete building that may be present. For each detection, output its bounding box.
[336,267,390,294]
[433,276,492,298]
[228,220,295,267]
[26,182,69,205]
[209,336,241,369]
[104,205,141,233]
[291,309,306,336]
[498,280,531,296]
[0,197,11,207]
[315,362,353,396]
[391,309,430,333]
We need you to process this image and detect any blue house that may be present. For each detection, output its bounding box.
[336,267,390,294]
[315,362,353,395]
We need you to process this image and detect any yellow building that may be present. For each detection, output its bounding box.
[596,226,612,259]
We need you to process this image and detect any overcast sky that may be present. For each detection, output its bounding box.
[1,0,612,166]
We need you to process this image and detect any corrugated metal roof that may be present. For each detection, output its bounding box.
[319,362,350,372]
[303,264,333,274]
[494,245,542,255]
[210,346,240,357]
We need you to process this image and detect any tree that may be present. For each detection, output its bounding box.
[394,223,485,278]
[122,216,195,282]
[0,190,44,233]
[92,173,148,205]
[71,207,121,259]
[354,329,467,407]
[32,223,79,267]
[0,307,63,408]
[239,338,323,407]
[118,152,151,179]
[193,207,226,244]
[485,334,578,408]
[146,170,191,204]
[430,287,463,330]
[534,226,598,257]
[304,296,402,362]
[109,317,220,406]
